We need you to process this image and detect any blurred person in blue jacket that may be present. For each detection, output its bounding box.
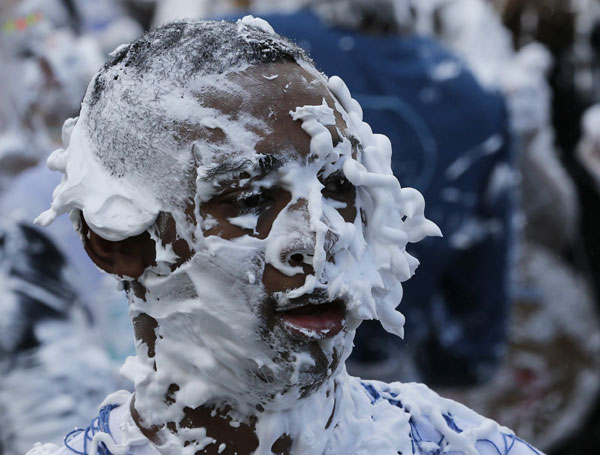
[221,0,515,387]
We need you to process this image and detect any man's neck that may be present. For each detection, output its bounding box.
[130,394,293,455]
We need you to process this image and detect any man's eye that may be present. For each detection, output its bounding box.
[322,174,353,195]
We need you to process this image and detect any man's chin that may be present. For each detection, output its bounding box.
[254,323,347,404]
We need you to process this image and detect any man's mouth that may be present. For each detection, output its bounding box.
[275,298,346,341]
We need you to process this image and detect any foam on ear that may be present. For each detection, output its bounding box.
[35,116,161,241]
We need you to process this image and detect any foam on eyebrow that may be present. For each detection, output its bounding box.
[205,154,283,181]
[202,157,255,181]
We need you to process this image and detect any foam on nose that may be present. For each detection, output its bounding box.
[264,193,316,277]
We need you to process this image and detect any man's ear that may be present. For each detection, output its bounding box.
[80,216,156,278]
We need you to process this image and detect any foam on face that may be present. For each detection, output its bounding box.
[35,19,449,455]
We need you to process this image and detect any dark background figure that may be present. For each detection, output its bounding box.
[224,2,514,388]
[0,222,78,361]
[498,2,600,453]
[503,0,600,302]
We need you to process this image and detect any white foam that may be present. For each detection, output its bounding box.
[121,74,439,453]
[238,15,276,35]
[36,29,445,453]
[34,117,161,241]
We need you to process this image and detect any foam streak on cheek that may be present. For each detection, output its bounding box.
[122,240,286,430]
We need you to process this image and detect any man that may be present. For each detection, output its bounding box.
[30,17,541,455]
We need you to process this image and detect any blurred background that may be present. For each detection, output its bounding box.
[0,0,599,454]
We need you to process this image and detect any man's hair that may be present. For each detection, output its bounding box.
[88,20,310,108]
[78,20,311,205]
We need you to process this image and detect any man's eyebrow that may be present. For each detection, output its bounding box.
[204,158,253,180]
[204,155,283,180]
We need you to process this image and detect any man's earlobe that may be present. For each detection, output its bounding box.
[81,217,156,278]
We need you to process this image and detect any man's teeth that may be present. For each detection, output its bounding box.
[277,302,325,312]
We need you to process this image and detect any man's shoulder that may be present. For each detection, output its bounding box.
[357,379,543,455]
[26,390,156,455]
[25,443,64,455]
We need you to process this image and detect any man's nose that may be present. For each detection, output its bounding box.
[281,198,315,269]
[262,197,317,288]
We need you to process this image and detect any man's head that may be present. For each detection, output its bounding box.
[36,17,439,424]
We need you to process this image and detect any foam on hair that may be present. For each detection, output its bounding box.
[86,18,310,177]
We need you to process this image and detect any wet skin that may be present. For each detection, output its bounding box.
[84,61,357,455]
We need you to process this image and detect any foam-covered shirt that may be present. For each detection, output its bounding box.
[27,378,542,455]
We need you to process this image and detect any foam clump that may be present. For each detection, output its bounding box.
[238,15,276,34]
[327,75,441,337]
[34,117,161,241]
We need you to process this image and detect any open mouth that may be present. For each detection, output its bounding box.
[276,299,346,341]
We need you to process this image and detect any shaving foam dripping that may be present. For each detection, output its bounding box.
[35,53,443,454]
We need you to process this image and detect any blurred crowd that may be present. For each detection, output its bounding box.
[1,0,599,454]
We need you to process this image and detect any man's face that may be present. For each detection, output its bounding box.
[131,61,362,405]
[197,61,357,328]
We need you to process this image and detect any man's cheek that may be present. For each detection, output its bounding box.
[261,263,308,294]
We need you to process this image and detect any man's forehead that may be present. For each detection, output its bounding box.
[186,61,351,162]
[195,61,333,117]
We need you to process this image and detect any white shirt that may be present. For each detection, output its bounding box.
[27,379,544,455]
